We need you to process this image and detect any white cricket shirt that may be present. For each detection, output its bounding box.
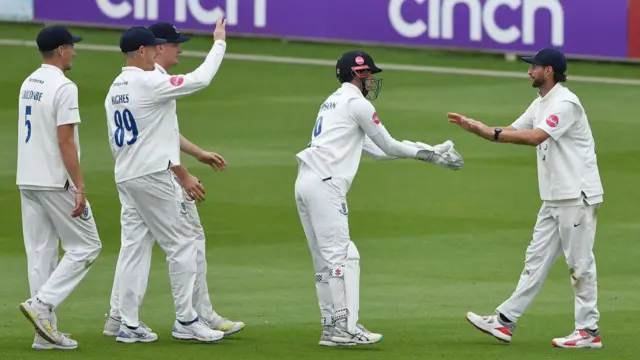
[296,82,417,192]
[16,64,81,190]
[105,40,226,183]
[155,63,185,185]
[511,83,603,205]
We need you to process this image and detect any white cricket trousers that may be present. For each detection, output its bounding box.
[182,196,219,322]
[108,177,219,322]
[20,187,102,309]
[294,163,352,326]
[115,170,198,327]
[497,200,601,329]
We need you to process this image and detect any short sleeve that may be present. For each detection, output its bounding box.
[348,98,383,137]
[536,101,579,141]
[510,100,535,130]
[55,83,80,126]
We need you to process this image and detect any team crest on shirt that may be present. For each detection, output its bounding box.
[180,202,188,215]
[170,76,184,86]
[79,204,92,220]
[372,112,381,125]
[546,114,559,128]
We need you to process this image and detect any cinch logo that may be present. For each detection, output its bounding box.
[96,0,267,27]
[388,0,564,46]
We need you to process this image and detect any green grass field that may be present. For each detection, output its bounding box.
[0,22,639,360]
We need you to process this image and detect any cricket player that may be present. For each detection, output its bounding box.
[447,47,604,349]
[103,21,244,338]
[104,19,227,343]
[17,25,102,350]
[295,50,464,346]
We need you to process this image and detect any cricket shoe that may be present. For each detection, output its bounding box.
[552,329,603,349]
[319,325,354,347]
[19,298,61,345]
[466,312,515,343]
[172,318,225,342]
[319,325,338,347]
[202,317,245,336]
[103,313,153,337]
[32,333,77,350]
[116,324,159,343]
[331,323,383,345]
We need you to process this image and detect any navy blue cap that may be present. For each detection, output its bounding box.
[148,22,190,43]
[36,26,82,52]
[119,26,167,53]
[521,47,567,73]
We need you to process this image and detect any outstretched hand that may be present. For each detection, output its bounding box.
[447,112,491,138]
[403,140,463,170]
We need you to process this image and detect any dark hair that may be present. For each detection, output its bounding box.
[553,70,567,83]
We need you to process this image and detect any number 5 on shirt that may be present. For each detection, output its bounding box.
[113,109,138,147]
[25,105,32,143]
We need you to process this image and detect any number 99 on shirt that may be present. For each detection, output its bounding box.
[113,109,138,147]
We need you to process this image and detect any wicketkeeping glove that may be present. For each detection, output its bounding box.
[402,140,464,170]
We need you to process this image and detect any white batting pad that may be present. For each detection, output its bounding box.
[328,241,361,332]
[315,272,334,326]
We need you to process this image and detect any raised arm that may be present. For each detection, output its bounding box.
[146,18,227,102]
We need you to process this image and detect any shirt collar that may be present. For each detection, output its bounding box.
[341,82,363,97]
[41,64,64,76]
[121,66,146,73]
[539,82,564,102]
[155,63,168,74]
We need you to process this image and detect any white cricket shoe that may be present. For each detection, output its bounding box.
[552,329,603,349]
[116,324,159,343]
[331,323,383,345]
[202,317,245,335]
[172,318,224,342]
[103,313,153,337]
[466,312,515,343]
[319,325,337,347]
[19,298,62,345]
[32,333,77,350]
